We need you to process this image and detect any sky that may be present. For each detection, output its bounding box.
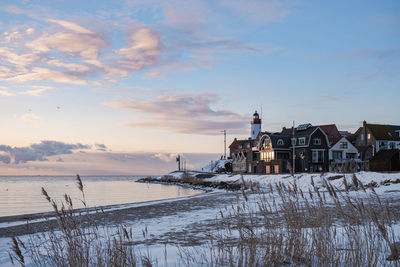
[0,0,399,175]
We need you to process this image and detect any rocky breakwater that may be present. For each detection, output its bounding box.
[137,171,243,191]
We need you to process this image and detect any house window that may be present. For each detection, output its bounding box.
[313,138,321,145]
[298,137,306,145]
[380,141,386,149]
[277,139,284,145]
[361,135,364,141]
[260,151,275,162]
[368,133,371,140]
[339,142,348,149]
[332,151,342,160]
[390,142,395,149]
[312,150,324,163]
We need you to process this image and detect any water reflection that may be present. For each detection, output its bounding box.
[0,176,202,217]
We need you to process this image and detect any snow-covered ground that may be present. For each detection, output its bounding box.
[1,171,400,266]
[197,158,231,173]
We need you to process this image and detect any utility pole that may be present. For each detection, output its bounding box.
[221,130,226,159]
[176,155,181,171]
[292,121,295,175]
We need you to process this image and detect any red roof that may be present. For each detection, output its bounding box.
[229,139,240,149]
[319,124,339,137]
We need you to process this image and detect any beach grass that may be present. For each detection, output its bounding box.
[9,173,400,266]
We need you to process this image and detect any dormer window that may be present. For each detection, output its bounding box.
[277,139,284,145]
[298,137,306,145]
[313,138,321,145]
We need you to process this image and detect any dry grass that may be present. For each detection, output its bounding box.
[9,173,400,266]
[179,174,400,266]
[9,175,153,267]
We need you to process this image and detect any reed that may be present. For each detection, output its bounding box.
[9,175,151,267]
[180,174,400,266]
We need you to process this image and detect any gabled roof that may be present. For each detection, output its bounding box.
[319,124,340,138]
[329,136,343,147]
[366,123,400,141]
[229,139,251,149]
[229,139,240,149]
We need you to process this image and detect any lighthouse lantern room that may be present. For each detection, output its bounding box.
[251,110,261,139]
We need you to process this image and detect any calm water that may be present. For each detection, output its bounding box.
[0,176,202,217]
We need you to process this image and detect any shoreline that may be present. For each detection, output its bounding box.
[0,186,215,238]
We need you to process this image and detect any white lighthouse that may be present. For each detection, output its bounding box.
[251,110,261,139]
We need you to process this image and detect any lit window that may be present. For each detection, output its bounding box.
[298,137,306,145]
[368,133,371,140]
[313,138,321,145]
[260,151,275,162]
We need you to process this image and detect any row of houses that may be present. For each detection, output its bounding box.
[229,111,400,174]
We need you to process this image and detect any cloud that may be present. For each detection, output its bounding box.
[152,153,178,162]
[0,47,39,67]
[0,141,91,164]
[8,67,87,85]
[26,32,107,59]
[0,150,220,175]
[114,27,162,70]
[95,143,108,151]
[105,91,248,135]
[46,19,95,34]
[46,58,91,73]
[3,6,24,14]
[0,86,15,96]
[20,113,42,122]
[25,28,35,35]
[19,85,54,96]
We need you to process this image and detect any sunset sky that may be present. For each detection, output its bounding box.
[0,0,399,175]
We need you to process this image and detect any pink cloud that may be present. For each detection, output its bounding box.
[152,153,178,162]
[3,6,24,14]
[0,47,39,67]
[26,32,107,59]
[114,27,162,70]
[46,58,91,73]
[7,67,87,85]
[46,19,95,34]
[105,91,248,135]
